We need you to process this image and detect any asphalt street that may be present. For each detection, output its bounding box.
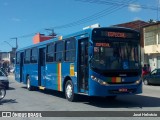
[0,74,160,120]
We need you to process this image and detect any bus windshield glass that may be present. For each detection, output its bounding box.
[91,41,140,71]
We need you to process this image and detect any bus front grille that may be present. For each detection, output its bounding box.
[108,82,135,85]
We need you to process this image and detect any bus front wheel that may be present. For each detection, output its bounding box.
[65,80,76,102]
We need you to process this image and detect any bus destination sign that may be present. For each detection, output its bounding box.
[101,31,127,38]
[95,43,110,47]
[100,31,139,39]
[107,32,126,38]
[92,28,140,40]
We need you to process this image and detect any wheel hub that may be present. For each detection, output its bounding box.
[66,84,72,98]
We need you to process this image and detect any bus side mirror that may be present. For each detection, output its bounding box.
[89,46,93,56]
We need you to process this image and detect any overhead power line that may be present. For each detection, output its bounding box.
[51,0,136,29]
[6,0,158,45]
[76,0,160,11]
[4,0,135,42]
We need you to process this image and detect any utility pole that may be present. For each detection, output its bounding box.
[45,28,57,36]
[11,37,18,49]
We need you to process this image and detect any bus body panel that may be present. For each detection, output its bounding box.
[40,62,78,92]
[30,64,38,87]
[23,64,38,86]
[15,65,20,82]
[41,65,46,87]
[44,63,57,90]
[45,63,64,91]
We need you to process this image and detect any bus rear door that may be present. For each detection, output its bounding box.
[20,52,24,83]
[38,48,46,88]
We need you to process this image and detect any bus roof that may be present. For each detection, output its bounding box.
[16,28,93,52]
[16,26,139,52]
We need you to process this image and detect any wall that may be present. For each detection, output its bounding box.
[143,22,160,70]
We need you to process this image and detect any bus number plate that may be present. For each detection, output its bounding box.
[119,88,128,92]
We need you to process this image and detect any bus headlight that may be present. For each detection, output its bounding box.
[91,76,108,86]
[135,79,141,84]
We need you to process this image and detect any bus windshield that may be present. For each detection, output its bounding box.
[91,41,140,71]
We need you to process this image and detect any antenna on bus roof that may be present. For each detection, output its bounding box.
[83,23,100,30]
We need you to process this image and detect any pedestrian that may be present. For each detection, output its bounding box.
[142,64,148,77]
[147,64,151,73]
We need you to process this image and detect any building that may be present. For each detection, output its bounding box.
[10,48,16,67]
[143,22,160,71]
[33,33,55,44]
[0,48,16,68]
[0,52,10,68]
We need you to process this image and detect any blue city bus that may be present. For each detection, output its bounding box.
[15,27,142,101]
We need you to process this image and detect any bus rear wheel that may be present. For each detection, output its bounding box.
[65,80,76,102]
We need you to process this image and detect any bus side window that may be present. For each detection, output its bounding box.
[24,49,31,64]
[65,38,76,62]
[46,43,55,62]
[31,48,38,63]
[55,41,64,62]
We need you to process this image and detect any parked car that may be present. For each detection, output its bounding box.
[0,83,6,100]
[0,67,8,76]
[0,69,9,89]
[143,68,160,85]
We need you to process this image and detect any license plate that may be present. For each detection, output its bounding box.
[119,88,128,92]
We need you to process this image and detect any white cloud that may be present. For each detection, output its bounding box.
[128,4,141,12]
[133,17,141,21]
[12,18,21,22]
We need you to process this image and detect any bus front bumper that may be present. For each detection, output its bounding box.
[88,80,142,97]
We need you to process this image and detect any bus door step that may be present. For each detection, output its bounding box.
[79,89,88,94]
[78,92,88,96]
[39,86,45,90]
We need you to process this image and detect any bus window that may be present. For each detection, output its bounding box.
[31,48,38,63]
[24,49,31,64]
[46,43,55,62]
[65,38,76,62]
[55,41,64,62]
[92,42,140,70]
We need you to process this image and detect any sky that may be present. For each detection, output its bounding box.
[0,0,160,52]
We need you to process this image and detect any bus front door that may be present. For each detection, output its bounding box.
[78,38,89,93]
[38,48,46,87]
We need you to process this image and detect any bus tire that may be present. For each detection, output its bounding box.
[27,76,32,91]
[65,80,76,102]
